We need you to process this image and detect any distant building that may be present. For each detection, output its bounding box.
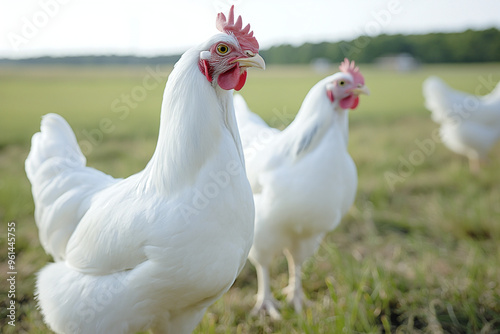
[375,53,420,71]
[311,58,332,74]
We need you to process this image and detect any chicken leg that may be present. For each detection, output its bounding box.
[282,235,323,312]
[251,263,282,320]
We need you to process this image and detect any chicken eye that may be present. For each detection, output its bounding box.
[339,80,346,86]
[216,43,230,55]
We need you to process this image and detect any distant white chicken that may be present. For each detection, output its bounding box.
[234,59,369,319]
[25,6,264,334]
[423,76,500,172]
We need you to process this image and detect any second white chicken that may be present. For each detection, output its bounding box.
[235,59,369,319]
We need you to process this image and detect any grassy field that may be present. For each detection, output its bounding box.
[0,62,499,333]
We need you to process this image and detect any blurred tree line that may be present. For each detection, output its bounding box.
[0,54,181,66]
[260,28,500,64]
[1,28,498,65]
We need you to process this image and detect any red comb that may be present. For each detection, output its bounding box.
[339,58,364,85]
[216,5,259,53]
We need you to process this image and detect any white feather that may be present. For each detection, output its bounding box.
[423,76,500,162]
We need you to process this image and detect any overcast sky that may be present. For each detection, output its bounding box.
[1,0,500,59]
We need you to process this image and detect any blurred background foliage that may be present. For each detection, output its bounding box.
[1,28,499,66]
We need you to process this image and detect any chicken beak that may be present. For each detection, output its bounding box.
[351,85,370,96]
[234,54,266,70]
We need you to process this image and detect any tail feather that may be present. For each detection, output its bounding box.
[37,262,146,334]
[26,114,117,260]
[423,76,470,123]
[423,76,500,126]
[26,114,85,179]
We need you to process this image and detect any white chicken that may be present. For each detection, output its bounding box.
[25,6,264,334]
[234,59,369,319]
[423,76,500,172]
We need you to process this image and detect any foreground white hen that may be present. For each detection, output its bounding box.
[235,59,369,319]
[25,6,264,334]
[423,76,500,172]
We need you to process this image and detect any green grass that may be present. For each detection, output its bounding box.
[1,63,500,333]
